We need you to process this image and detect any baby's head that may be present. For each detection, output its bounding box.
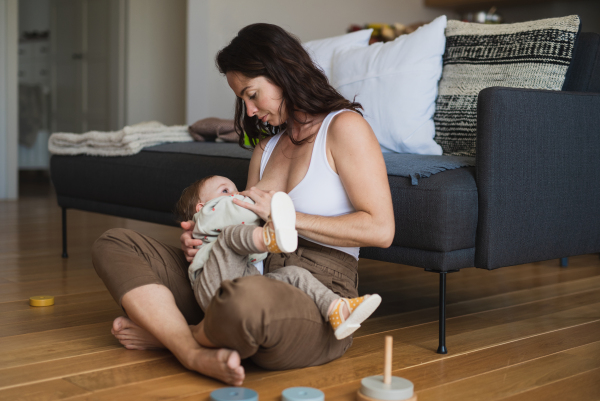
[175,175,239,222]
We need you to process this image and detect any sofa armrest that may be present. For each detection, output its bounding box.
[475,87,600,269]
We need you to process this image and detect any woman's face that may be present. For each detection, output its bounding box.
[226,72,286,126]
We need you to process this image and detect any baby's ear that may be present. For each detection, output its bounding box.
[196,202,203,213]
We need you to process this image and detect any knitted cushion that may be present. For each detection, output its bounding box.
[434,15,580,156]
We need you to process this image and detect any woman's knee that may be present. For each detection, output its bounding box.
[92,228,134,266]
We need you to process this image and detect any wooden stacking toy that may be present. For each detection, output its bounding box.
[211,387,258,401]
[356,336,416,401]
[282,387,324,401]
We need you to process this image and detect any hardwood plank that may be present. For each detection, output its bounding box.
[415,341,600,400]
[359,274,600,336]
[498,367,600,401]
[321,320,600,401]
[0,296,120,327]
[0,275,109,303]
[3,194,600,400]
[0,322,114,353]
[63,356,187,391]
[0,378,88,401]
[0,266,100,284]
[0,291,114,314]
[0,349,172,389]
[46,300,600,401]
[52,372,224,401]
[0,308,122,337]
[0,335,120,369]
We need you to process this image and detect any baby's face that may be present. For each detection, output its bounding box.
[196,176,239,212]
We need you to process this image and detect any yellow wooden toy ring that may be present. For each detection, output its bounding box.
[30,295,55,307]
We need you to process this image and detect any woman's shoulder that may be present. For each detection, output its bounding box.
[328,110,375,143]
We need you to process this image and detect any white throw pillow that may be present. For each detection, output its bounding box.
[331,16,447,155]
[303,29,373,81]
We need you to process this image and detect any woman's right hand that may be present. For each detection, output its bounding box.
[180,220,202,262]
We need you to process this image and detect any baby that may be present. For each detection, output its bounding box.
[176,175,381,340]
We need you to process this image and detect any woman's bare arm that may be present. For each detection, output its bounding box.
[237,112,394,249]
[294,112,394,248]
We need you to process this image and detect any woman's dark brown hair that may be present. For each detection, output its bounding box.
[215,23,362,148]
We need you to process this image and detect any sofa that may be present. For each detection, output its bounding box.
[50,30,600,354]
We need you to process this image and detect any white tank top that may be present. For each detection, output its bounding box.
[260,110,359,260]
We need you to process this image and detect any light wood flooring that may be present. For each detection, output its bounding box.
[1,183,600,400]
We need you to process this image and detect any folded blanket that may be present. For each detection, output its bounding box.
[49,121,193,156]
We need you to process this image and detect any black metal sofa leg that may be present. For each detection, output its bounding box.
[62,207,68,258]
[560,257,568,267]
[437,272,448,354]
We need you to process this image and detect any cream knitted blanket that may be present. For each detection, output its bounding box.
[48,121,193,156]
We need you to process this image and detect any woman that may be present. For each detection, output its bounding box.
[93,23,394,386]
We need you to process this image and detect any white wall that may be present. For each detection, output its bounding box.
[186,0,457,123]
[0,0,19,199]
[126,0,186,126]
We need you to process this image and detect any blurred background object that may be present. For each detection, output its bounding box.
[462,7,503,23]
[348,21,429,43]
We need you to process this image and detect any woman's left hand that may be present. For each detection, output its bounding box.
[234,187,276,221]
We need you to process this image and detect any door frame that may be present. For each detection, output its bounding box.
[0,0,19,199]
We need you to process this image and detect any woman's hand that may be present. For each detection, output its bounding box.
[180,220,202,262]
[234,187,276,221]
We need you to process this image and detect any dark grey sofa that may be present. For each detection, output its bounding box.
[50,31,600,354]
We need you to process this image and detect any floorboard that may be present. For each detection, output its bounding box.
[1,189,599,400]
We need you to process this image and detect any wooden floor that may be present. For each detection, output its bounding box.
[1,182,600,400]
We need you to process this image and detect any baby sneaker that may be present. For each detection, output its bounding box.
[329,294,382,340]
[263,192,298,253]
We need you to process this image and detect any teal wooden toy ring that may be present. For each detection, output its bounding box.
[210,387,258,401]
[282,387,324,401]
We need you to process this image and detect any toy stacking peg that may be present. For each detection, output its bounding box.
[357,336,416,401]
[210,387,258,401]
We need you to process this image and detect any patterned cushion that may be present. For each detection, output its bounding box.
[434,15,580,156]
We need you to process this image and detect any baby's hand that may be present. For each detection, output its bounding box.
[180,220,202,262]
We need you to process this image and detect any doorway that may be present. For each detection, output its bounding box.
[17,0,125,174]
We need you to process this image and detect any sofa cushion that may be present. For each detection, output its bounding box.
[51,148,478,253]
[387,166,477,252]
[50,152,251,220]
[434,15,581,157]
[562,32,600,92]
[331,16,446,155]
[303,29,373,80]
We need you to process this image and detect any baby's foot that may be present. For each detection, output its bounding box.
[328,294,382,340]
[111,316,164,350]
[263,192,297,253]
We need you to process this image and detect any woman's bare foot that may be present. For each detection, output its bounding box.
[185,347,245,386]
[111,316,164,350]
[113,317,244,385]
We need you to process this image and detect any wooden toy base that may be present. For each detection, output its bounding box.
[357,390,417,401]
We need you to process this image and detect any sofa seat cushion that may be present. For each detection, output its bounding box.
[50,151,251,221]
[51,148,478,254]
[387,166,477,252]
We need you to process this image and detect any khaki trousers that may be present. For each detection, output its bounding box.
[92,228,358,370]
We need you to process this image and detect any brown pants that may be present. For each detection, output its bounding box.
[194,224,340,319]
[92,228,358,370]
